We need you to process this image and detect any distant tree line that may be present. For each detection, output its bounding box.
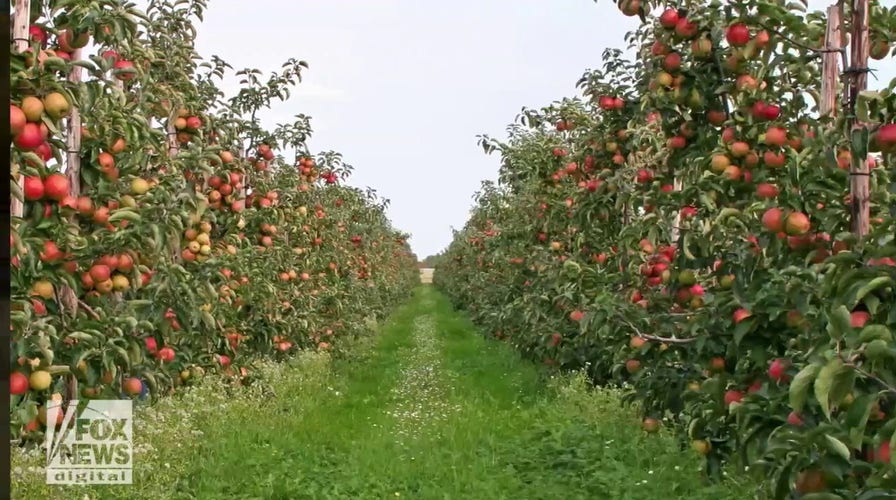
[417,252,444,268]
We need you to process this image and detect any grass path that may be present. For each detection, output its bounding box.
[13,286,747,499]
[169,286,744,499]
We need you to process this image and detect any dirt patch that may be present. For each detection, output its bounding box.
[419,268,434,284]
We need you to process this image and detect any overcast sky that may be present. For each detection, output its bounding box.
[189,0,895,258]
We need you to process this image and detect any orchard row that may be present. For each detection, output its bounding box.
[435,1,895,498]
[10,0,418,437]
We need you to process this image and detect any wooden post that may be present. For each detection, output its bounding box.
[59,46,83,317]
[847,0,871,237]
[820,5,842,118]
[61,47,85,402]
[167,119,183,260]
[166,120,179,157]
[65,49,83,201]
[11,0,31,220]
[670,178,682,243]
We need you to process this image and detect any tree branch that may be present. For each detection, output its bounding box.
[847,361,896,395]
[616,314,698,344]
[77,300,101,320]
[756,21,846,56]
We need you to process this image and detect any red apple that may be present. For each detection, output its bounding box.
[726,23,751,47]
[768,358,790,382]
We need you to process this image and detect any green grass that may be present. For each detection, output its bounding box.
[12,286,749,499]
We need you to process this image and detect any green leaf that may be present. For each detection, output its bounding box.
[201,311,215,328]
[800,494,844,500]
[790,363,820,413]
[824,434,852,461]
[857,489,896,500]
[733,317,754,346]
[853,277,894,308]
[859,325,893,343]
[864,294,881,315]
[855,90,882,123]
[845,394,876,450]
[814,358,855,420]
[891,433,896,467]
[827,305,852,341]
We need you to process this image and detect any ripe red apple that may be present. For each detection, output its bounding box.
[868,257,896,267]
[651,40,670,56]
[786,310,806,329]
[784,212,810,236]
[667,136,687,149]
[795,468,827,494]
[754,30,771,49]
[569,310,585,322]
[113,60,136,81]
[873,123,896,152]
[764,126,788,147]
[14,123,44,150]
[10,372,29,395]
[707,110,727,126]
[636,169,654,183]
[873,441,891,463]
[768,358,790,382]
[721,127,737,144]
[662,52,682,72]
[761,207,785,233]
[733,308,752,324]
[122,377,143,395]
[11,105,26,135]
[643,417,660,433]
[787,411,804,426]
[89,264,112,283]
[762,104,781,120]
[736,75,759,91]
[756,183,779,199]
[691,37,712,58]
[763,150,786,168]
[23,176,45,201]
[101,50,120,63]
[751,101,767,119]
[659,8,679,29]
[57,29,90,51]
[850,310,870,328]
[157,347,175,362]
[724,389,744,406]
[674,18,698,39]
[39,240,63,262]
[43,173,70,201]
[28,25,48,46]
[725,23,751,46]
[35,142,53,162]
[870,40,891,60]
[550,332,562,347]
[144,337,158,353]
[31,298,47,315]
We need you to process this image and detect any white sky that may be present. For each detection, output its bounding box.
[184,0,893,258]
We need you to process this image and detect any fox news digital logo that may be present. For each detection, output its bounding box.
[45,399,133,485]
